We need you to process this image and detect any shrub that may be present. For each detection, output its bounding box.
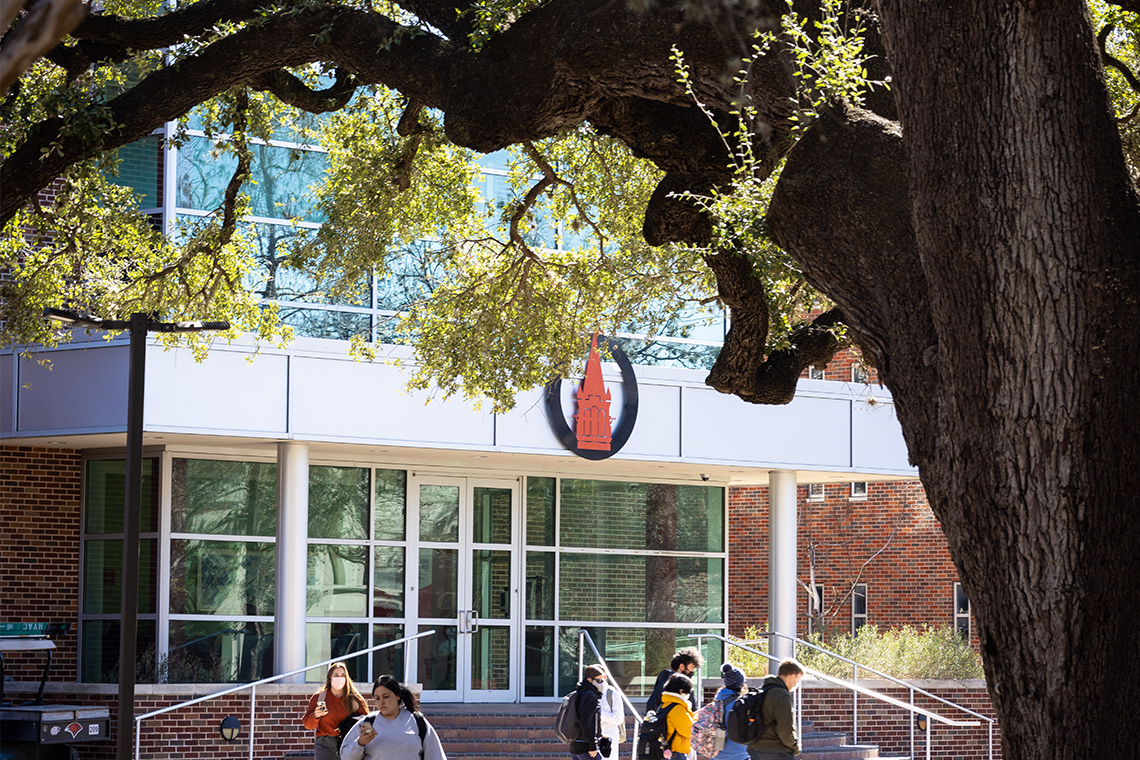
[727,624,984,681]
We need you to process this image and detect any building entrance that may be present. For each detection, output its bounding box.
[407,475,521,702]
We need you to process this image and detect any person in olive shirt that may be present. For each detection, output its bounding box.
[747,659,804,760]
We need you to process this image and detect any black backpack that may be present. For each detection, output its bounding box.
[636,702,678,760]
[342,712,429,758]
[554,689,581,744]
[725,681,785,744]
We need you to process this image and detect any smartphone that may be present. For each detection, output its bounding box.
[317,690,327,711]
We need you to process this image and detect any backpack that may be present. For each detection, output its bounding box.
[725,681,785,745]
[690,697,730,757]
[636,703,677,760]
[554,690,582,744]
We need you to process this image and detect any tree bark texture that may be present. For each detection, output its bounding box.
[770,1,1140,757]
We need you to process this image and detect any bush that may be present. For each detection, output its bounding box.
[727,624,984,682]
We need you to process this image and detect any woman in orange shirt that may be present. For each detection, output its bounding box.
[302,662,369,760]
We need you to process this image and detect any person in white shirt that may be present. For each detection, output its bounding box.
[596,664,626,758]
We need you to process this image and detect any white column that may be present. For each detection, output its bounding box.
[276,441,309,682]
[768,469,798,672]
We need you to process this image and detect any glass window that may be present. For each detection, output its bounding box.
[472,486,511,544]
[419,548,458,618]
[807,483,825,501]
[372,623,406,681]
[306,622,368,683]
[472,549,511,619]
[309,466,369,540]
[419,485,459,543]
[850,482,868,500]
[278,306,372,342]
[84,458,159,534]
[177,138,328,222]
[82,538,157,615]
[558,627,724,698]
[417,625,458,691]
[559,554,723,624]
[168,620,274,683]
[169,539,276,616]
[308,544,369,617]
[954,582,971,638]
[525,552,555,621]
[374,469,407,541]
[560,480,724,553]
[852,583,868,632]
[109,136,162,208]
[171,459,277,536]
[81,620,156,684]
[373,546,405,617]
[524,626,555,697]
[526,477,555,546]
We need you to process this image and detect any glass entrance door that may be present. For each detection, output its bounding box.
[410,475,520,702]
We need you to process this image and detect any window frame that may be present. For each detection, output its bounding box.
[851,582,868,633]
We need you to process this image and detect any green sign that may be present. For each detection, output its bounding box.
[0,622,70,636]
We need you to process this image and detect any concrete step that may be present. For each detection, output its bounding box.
[799,745,884,760]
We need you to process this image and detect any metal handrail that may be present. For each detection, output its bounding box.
[133,630,435,760]
[689,632,993,760]
[577,629,643,760]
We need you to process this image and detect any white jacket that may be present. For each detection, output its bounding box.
[600,683,627,747]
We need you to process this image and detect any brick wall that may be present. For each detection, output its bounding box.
[0,445,83,678]
[802,680,1000,760]
[727,480,978,646]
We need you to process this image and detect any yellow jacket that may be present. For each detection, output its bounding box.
[660,692,697,754]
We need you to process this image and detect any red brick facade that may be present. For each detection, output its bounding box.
[0,445,83,678]
[729,480,977,645]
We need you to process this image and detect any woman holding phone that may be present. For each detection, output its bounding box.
[340,675,447,759]
[301,662,369,760]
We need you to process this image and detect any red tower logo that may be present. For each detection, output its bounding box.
[574,333,613,450]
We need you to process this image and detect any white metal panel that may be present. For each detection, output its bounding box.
[617,382,681,458]
[1,354,13,435]
[289,356,494,445]
[494,386,563,451]
[681,386,852,467]
[145,346,288,434]
[851,398,917,475]
[17,345,129,432]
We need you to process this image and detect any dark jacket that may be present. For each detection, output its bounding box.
[568,680,601,754]
[646,669,698,713]
[747,675,799,755]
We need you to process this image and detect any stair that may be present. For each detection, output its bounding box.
[284,706,910,760]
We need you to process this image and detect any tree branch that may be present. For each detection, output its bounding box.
[251,67,359,114]
[0,0,85,95]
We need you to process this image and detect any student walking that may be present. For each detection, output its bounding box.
[340,675,447,760]
[301,662,369,760]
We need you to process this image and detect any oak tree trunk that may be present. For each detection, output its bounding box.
[771,1,1140,757]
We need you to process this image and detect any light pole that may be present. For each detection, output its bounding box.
[44,309,229,760]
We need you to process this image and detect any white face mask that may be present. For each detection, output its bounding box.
[331,676,347,691]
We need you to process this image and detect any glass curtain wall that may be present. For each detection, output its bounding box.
[525,477,727,698]
[115,120,726,367]
[80,459,160,682]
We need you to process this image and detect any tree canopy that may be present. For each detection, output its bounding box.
[3,1,1140,758]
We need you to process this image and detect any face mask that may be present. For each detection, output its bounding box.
[331,676,347,690]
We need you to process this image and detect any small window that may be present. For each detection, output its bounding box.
[954,582,971,639]
[809,365,825,381]
[807,483,825,501]
[852,583,868,633]
[806,583,825,635]
[852,364,869,383]
[850,481,868,499]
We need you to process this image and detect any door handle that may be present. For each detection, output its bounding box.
[469,609,479,633]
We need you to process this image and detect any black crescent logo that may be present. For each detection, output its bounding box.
[544,335,639,460]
